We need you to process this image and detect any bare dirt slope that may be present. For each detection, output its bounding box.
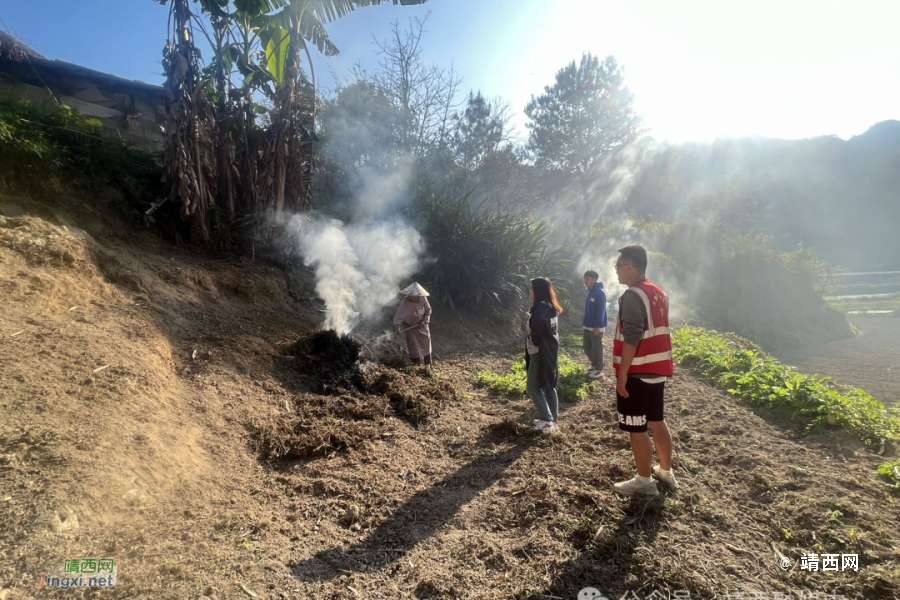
[777,316,900,408]
[1,206,898,600]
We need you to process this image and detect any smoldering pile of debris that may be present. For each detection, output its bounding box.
[255,330,460,461]
[288,329,364,393]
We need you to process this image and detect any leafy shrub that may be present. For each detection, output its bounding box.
[877,459,900,495]
[672,326,900,450]
[0,95,161,212]
[476,353,596,403]
[417,190,570,311]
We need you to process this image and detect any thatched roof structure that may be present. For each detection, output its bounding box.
[0,31,163,97]
[0,31,166,152]
[0,30,45,61]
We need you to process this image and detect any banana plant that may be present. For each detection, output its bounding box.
[257,0,428,218]
[159,0,218,241]
[155,0,427,239]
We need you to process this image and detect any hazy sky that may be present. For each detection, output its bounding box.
[2,0,899,143]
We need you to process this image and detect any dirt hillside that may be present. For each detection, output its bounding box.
[0,200,898,600]
[777,315,900,408]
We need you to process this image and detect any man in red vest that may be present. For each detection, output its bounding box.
[612,244,678,496]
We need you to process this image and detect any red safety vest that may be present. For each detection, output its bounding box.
[613,280,674,377]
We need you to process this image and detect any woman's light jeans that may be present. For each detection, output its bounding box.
[526,354,558,422]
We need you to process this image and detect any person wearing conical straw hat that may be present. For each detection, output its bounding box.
[393,282,433,365]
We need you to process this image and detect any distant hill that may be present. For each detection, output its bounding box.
[627,122,900,270]
[850,120,900,152]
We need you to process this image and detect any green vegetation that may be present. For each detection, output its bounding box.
[560,333,583,351]
[672,326,900,450]
[154,0,427,241]
[877,459,900,495]
[583,214,851,351]
[525,53,642,174]
[476,352,595,403]
[628,128,900,272]
[0,95,161,211]
[418,190,570,311]
[661,220,851,350]
[476,361,528,396]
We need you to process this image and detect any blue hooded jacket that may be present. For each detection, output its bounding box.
[583,281,608,329]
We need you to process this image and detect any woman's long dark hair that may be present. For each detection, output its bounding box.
[529,277,563,315]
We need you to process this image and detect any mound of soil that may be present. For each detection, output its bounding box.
[367,366,458,427]
[254,392,388,460]
[254,364,458,461]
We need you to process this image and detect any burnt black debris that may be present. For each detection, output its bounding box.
[290,329,364,392]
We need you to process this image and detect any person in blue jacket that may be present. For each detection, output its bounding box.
[582,270,608,380]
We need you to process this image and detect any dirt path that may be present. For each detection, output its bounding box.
[777,316,900,407]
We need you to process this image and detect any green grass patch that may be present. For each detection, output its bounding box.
[672,326,900,450]
[560,333,583,351]
[476,352,596,402]
[877,459,900,495]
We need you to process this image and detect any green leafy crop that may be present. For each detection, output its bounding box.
[877,459,900,495]
[672,326,900,450]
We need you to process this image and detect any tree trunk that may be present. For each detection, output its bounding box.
[161,0,216,243]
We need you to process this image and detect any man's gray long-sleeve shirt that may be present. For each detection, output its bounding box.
[619,289,647,347]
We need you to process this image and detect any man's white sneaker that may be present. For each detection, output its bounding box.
[652,465,680,490]
[613,476,659,496]
[535,420,556,435]
[588,371,605,380]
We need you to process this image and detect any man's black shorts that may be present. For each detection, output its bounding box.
[617,378,665,432]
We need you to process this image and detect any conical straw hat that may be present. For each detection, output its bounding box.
[399,282,429,297]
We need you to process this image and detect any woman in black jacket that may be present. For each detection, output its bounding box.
[525,277,562,434]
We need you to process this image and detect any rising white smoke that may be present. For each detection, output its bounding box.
[291,216,422,333]
[544,137,657,242]
[288,158,424,334]
[575,232,630,303]
[549,141,653,305]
